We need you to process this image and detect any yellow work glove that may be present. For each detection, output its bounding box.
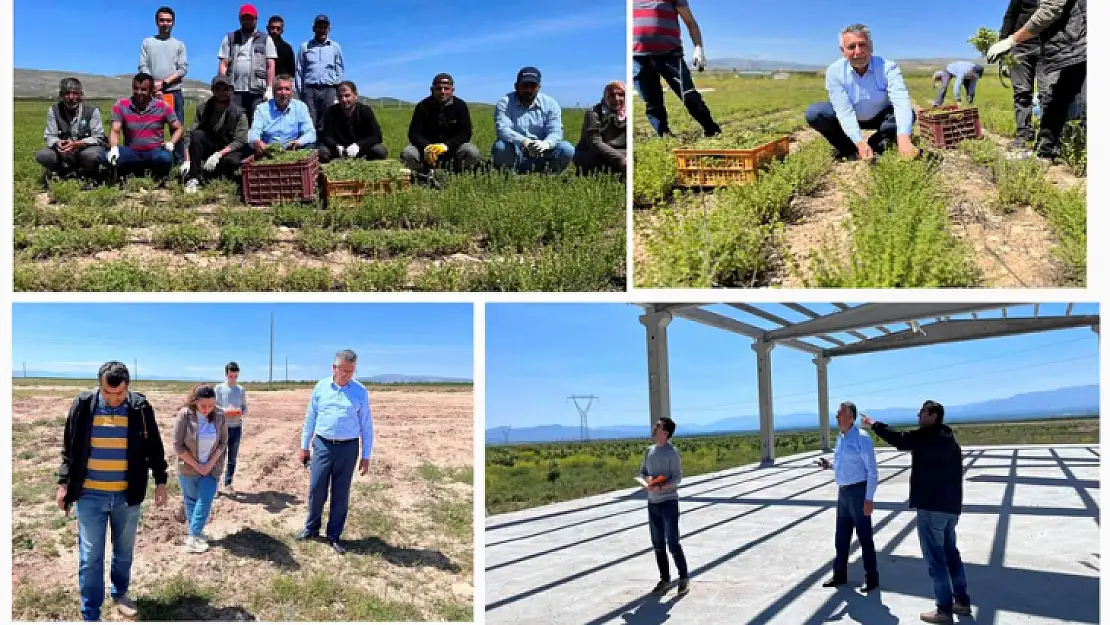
[423,143,448,165]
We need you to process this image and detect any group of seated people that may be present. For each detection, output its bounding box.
[34,67,627,192]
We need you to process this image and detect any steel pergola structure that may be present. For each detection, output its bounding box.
[636,303,1099,465]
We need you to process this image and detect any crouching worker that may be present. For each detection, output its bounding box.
[173,385,228,554]
[182,76,249,194]
[249,74,316,156]
[640,417,690,597]
[36,77,106,185]
[103,72,182,184]
[317,81,387,163]
[933,61,984,107]
[402,73,481,173]
[492,67,575,173]
[574,80,627,175]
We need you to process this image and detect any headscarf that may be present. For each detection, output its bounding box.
[602,81,626,121]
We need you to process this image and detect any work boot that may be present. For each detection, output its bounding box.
[920,609,953,623]
[650,580,671,596]
[676,578,690,596]
[952,602,972,615]
[114,594,138,618]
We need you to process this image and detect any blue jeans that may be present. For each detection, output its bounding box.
[491,139,575,173]
[224,425,242,486]
[179,474,218,537]
[633,52,721,137]
[76,490,142,621]
[167,90,185,163]
[104,146,173,179]
[833,482,878,583]
[304,436,360,541]
[648,499,688,581]
[805,102,915,158]
[933,73,977,106]
[916,509,971,614]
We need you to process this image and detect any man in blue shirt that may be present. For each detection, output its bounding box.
[933,61,985,107]
[492,67,575,173]
[248,74,316,155]
[296,14,344,133]
[805,24,918,161]
[296,350,373,554]
[817,401,880,592]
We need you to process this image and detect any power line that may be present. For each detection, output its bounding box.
[568,395,598,442]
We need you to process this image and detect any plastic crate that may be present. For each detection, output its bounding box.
[917,105,982,149]
[241,151,319,206]
[322,175,411,204]
[673,135,791,187]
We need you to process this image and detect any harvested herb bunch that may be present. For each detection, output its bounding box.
[322,159,409,182]
[252,144,316,165]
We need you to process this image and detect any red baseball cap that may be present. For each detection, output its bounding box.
[239,4,258,17]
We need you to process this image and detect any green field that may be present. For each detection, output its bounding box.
[485,417,1099,514]
[633,70,1086,289]
[14,99,625,292]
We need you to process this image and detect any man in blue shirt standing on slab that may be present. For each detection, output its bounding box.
[817,401,880,592]
[492,67,575,173]
[933,61,985,107]
[297,14,344,134]
[248,74,316,155]
[297,350,373,555]
[806,24,918,161]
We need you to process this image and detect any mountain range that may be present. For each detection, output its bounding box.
[486,385,1099,444]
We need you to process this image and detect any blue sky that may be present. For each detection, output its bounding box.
[12,303,473,382]
[673,0,1013,65]
[14,0,625,107]
[486,303,1100,429]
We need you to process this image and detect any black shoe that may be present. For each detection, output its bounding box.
[859,580,879,593]
[833,151,860,162]
[822,576,848,588]
[676,578,690,596]
[329,540,346,555]
[650,580,671,596]
[295,529,319,541]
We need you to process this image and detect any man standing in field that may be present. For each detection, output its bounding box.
[317,81,387,163]
[266,16,297,86]
[297,350,373,554]
[817,401,880,592]
[296,14,345,133]
[104,72,183,185]
[35,78,106,185]
[864,402,970,623]
[1001,0,1058,148]
[632,0,721,138]
[248,74,316,154]
[215,361,248,494]
[402,73,481,173]
[932,61,984,107]
[805,24,917,161]
[56,361,168,621]
[218,4,277,126]
[181,76,249,194]
[492,67,575,173]
[138,6,188,164]
[640,417,690,597]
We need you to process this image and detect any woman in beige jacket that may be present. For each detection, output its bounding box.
[172,384,228,553]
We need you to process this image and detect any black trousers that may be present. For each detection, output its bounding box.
[186,129,245,182]
[833,481,878,583]
[1010,45,1057,142]
[1037,61,1086,157]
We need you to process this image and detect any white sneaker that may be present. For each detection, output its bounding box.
[185,536,209,553]
[184,179,200,194]
[114,594,138,617]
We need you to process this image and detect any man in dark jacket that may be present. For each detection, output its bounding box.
[36,77,106,185]
[864,401,970,624]
[182,76,249,193]
[1002,0,1057,147]
[266,15,297,86]
[989,0,1085,159]
[401,73,481,173]
[317,81,387,163]
[56,361,168,622]
[574,80,627,175]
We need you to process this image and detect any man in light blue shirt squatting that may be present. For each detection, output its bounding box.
[817,401,880,592]
[296,14,344,133]
[248,74,317,155]
[297,349,373,555]
[805,24,918,161]
[493,67,575,173]
[933,61,985,107]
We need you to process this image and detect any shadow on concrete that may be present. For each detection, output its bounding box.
[815,588,901,624]
[616,592,686,625]
[136,593,256,621]
[227,490,301,515]
[345,536,461,572]
[218,528,299,570]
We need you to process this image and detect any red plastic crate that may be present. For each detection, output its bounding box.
[673,135,791,187]
[917,105,982,149]
[241,151,319,206]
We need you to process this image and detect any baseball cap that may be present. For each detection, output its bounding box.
[239,4,258,17]
[314,13,330,24]
[516,67,541,85]
[432,73,454,86]
[211,75,233,88]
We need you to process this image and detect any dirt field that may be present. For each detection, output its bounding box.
[11,385,474,621]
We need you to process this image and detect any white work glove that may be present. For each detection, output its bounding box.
[346,143,360,158]
[264,87,273,101]
[522,139,541,157]
[164,141,174,154]
[107,146,120,165]
[692,45,707,71]
[986,36,1016,64]
[180,161,191,177]
[204,153,222,172]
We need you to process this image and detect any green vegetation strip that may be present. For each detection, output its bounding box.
[322,158,408,181]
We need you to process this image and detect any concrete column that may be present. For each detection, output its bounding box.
[814,355,831,451]
[753,339,775,466]
[640,308,673,432]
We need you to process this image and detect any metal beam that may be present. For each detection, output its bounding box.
[754,340,776,466]
[729,304,847,347]
[825,316,1100,357]
[671,307,825,354]
[765,303,1009,341]
[640,310,674,431]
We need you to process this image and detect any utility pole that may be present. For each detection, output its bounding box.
[134,358,138,382]
[23,362,26,378]
[268,313,274,388]
[285,356,288,383]
[567,395,599,443]
[499,425,512,445]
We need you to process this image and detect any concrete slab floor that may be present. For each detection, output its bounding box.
[485,444,1100,625]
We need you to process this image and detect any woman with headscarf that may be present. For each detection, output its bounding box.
[172,384,228,553]
[573,81,627,175]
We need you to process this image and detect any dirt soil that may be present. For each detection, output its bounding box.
[11,386,474,621]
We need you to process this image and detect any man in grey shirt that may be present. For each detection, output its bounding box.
[639,417,690,597]
[35,77,105,185]
[214,361,248,494]
[218,4,277,126]
[138,6,188,164]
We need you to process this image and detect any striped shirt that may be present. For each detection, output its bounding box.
[633,0,688,55]
[85,395,129,493]
[111,97,177,152]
